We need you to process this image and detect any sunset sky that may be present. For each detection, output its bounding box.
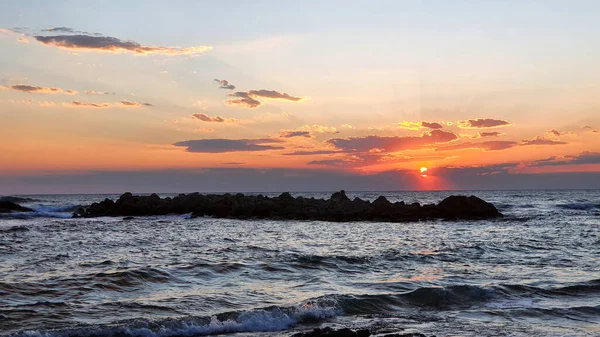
[1,1,599,193]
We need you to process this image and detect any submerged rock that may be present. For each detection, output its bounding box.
[73,191,502,221]
[0,200,34,213]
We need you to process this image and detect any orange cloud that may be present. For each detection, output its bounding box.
[226,89,304,108]
[279,130,312,138]
[213,79,235,90]
[120,100,153,107]
[67,101,112,108]
[457,118,511,129]
[17,37,29,43]
[33,34,212,56]
[521,137,567,146]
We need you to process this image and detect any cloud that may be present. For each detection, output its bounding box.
[283,150,341,156]
[226,92,262,108]
[85,90,114,95]
[307,159,354,167]
[223,162,245,165]
[226,89,303,108]
[33,34,212,56]
[298,124,339,134]
[173,138,285,153]
[43,27,76,33]
[327,129,458,153]
[17,37,29,43]
[247,89,303,102]
[457,118,511,129]
[1,84,77,94]
[398,121,444,130]
[341,124,354,129]
[279,131,312,138]
[120,100,153,107]
[68,101,111,108]
[191,113,236,123]
[530,151,600,167]
[479,131,502,137]
[520,137,567,146]
[213,79,235,90]
[435,141,518,151]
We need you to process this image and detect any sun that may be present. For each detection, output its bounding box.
[420,167,428,173]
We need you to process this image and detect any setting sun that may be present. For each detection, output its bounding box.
[420,167,428,173]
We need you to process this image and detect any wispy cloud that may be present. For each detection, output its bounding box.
[85,90,115,95]
[33,34,212,56]
[213,79,235,90]
[191,113,236,123]
[307,159,354,167]
[283,150,341,156]
[67,101,112,108]
[457,118,511,129]
[520,137,567,146]
[226,91,262,108]
[173,138,284,153]
[1,84,77,94]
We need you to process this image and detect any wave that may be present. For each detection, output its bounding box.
[0,196,40,203]
[9,297,341,337]
[556,202,600,211]
[0,204,79,219]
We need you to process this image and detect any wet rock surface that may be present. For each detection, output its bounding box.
[0,200,33,213]
[289,327,429,337]
[72,190,502,221]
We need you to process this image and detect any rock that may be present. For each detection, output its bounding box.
[0,200,34,213]
[72,190,501,222]
[291,327,370,337]
[122,216,135,221]
[437,195,502,219]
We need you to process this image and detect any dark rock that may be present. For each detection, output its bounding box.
[291,327,370,337]
[122,216,135,220]
[72,191,502,222]
[0,200,34,213]
[437,195,502,219]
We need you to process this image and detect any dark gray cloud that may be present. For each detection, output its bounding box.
[213,79,235,90]
[457,118,511,128]
[1,84,77,94]
[226,89,303,108]
[43,27,76,33]
[327,129,458,153]
[33,34,211,55]
[226,92,262,108]
[247,90,302,102]
[280,131,312,138]
[436,141,518,152]
[530,152,600,167]
[191,113,236,123]
[173,138,284,153]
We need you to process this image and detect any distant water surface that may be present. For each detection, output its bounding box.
[0,190,599,336]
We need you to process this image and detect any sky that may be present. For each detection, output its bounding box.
[1,0,599,193]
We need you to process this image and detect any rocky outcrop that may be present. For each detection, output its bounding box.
[0,200,33,213]
[289,327,428,337]
[73,190,502,221]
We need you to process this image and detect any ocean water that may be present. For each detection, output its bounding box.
[0,190,599,336]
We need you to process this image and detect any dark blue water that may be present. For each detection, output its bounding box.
[1,190,599,336]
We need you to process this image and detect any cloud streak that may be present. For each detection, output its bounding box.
[191,113,236,123]
[436,141,518,152]
[531,152,600,167]
[226,89,303,108]
[1,84,77,94]
[33,34,212,56]
[398,121,444,130]
[173,138,284,153]
[279,131,312,138]
[327,130,458,153]
[457,118,511,129]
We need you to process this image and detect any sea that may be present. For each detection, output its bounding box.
[0,190,599,337]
